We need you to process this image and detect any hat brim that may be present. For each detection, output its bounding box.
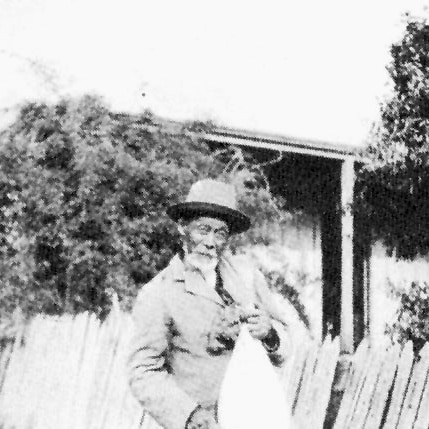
[167,202,251,234]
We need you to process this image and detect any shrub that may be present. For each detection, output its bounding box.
[0,96,288,322]
[386,280,429,352]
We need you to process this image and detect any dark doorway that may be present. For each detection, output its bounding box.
[251,150,347,339]
[207,138,366,346]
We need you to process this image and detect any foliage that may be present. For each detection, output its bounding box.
[0,96,220,318]
[0,95,287,321]
[260,267,311,330]
[386,280,429,353]
[357,16,429,259]
[214,146,290,248]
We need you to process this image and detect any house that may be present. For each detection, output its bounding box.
[202,126,366,354]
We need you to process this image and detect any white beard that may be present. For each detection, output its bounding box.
[183,251,218,288]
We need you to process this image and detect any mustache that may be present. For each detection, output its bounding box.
[195,251,217,257]
[181,243,220,259]
[184,252,219,272]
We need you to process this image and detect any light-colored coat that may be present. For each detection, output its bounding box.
[128,253,290,429]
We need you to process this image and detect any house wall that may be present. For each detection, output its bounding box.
[247,214,324,342]
[253,217,429,346]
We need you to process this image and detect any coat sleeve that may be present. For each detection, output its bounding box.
[252,269,292,367]
[128,284,198,429]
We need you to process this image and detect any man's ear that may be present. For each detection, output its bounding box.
[177,220,187,237]
[177,224,185,236]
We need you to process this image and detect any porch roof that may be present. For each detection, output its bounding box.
[202,127,359,161]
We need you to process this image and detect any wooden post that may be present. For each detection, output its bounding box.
[363,245,372,341]
[340,158,355,353]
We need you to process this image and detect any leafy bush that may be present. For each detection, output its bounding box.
[0,96,222,318]
[0,96,288,321]
[260,267,311,330]
[386,280,429,352]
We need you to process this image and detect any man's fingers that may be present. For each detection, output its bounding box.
[243,307,263,318]
[245,313,260,320]
[247,313,267,323]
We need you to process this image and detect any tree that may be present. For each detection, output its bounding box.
[0,95,291,321]
[357,16,429,259]
[356,16,429,348]
[0,96,224,318]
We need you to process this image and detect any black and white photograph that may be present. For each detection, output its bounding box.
[0,1,429,428]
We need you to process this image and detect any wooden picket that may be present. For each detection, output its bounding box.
[304,337,340,429]
[332,340,429,429]
[0,309,338,429]
[293,339,320,422]
[364,344,400,428]
[284,338,311,412]
[413,356,429,429]
[3,310,429,428]
[333,339,371,429]
[0,311,143,429]
[396,344,429,429]
[348,346,386,428]
[0,342,13,391]
[383,342,414,428]
[292,337,340,429]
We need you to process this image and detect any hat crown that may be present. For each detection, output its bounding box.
[186,179,238,210]
[167,178,250,234]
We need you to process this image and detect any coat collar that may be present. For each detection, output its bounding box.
[168,253,250,306]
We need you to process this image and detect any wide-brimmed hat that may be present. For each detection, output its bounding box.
[167,179,251,234]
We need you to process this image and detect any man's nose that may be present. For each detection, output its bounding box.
[203,232,216,248]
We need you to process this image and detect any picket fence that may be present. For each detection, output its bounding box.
[0,308,426,429]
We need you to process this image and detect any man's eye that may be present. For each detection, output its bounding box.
[216,230,228,240]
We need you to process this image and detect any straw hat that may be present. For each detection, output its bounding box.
[167,179,251,234]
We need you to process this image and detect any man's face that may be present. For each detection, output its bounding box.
[179,216,230,267]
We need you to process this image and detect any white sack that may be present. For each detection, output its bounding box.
[218,326,295,429]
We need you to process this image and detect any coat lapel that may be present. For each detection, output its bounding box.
[169,253,256,307]
[184,269,225,305]
[169,255,224,305]
[218,256,256,308]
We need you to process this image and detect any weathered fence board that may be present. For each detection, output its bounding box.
[383,342,414,429]
[0,310,336,429]
[349,347,386,428]
[396,344,429,429]
[364,344,400,429]
[333,339,370,429]
[307,338,340,429]
[293,340,320,424]
[0,311,143,429]
[285,339,311,413]
[413,357,429,429]
[3,310,429,429]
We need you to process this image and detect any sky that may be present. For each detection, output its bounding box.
[0,0,428,147]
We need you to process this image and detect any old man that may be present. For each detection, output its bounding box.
[128,179,290,429]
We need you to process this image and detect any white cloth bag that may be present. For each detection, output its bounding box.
[218,326,295,429]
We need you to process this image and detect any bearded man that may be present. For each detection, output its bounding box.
[128,179,290,429]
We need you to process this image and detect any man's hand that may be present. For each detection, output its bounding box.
[185,406,219,429]
[207,306,241,353]
[242,306,273,341]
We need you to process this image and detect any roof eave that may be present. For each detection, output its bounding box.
[202,127,357,161]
